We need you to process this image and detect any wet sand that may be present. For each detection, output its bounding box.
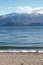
[0,52,43,65]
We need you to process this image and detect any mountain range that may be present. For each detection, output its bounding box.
[0,12,43,26]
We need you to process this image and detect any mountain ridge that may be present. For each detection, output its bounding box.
[0,13,43,26]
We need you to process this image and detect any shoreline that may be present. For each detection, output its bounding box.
[0,50,43,53]
[0,46,43,51]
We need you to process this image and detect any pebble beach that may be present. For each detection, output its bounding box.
[0,51,43,65]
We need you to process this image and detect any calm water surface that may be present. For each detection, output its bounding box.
[0,26,43,50]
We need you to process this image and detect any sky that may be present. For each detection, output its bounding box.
[0,0,43,15]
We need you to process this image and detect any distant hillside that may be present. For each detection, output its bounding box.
[0,13,43,26]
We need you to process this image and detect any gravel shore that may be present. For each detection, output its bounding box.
[0,52,43,65]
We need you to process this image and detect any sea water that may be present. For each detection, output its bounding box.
[0,26,43,50]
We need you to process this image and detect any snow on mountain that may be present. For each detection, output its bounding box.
[0,12,43,26]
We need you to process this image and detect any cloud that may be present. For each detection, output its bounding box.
[0,6,43,15]
[14,6,43,14]
[0,14,2,16]
[33,7,43,14]
[15,6,33,13]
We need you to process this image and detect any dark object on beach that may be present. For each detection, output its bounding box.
[36,50,38,53]
[21,63,23,65]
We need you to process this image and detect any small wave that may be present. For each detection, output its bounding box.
[0,50,43,53]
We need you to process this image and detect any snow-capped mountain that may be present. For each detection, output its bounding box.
[0,12,43,26]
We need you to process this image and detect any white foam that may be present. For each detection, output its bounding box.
[0,50,38,52]
[38,51,43,53]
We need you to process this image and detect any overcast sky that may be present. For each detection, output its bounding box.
[0,0,43,15]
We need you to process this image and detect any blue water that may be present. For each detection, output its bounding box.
[0,26,43,50]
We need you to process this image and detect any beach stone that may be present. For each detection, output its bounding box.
[0,52,43,65]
